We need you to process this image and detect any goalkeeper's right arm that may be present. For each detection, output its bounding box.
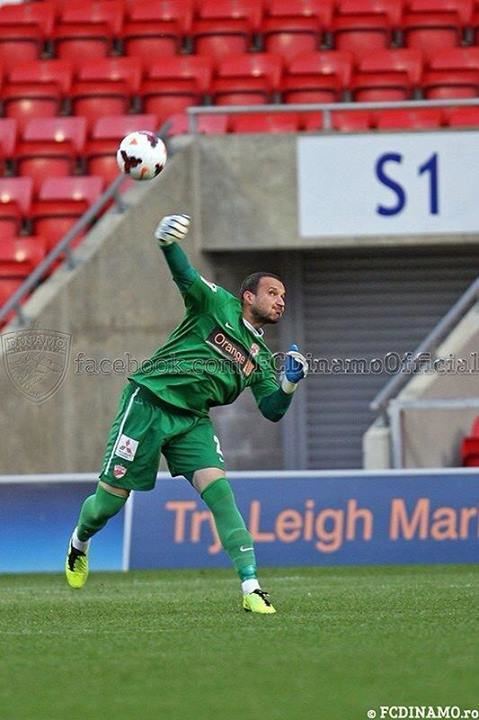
[154,214,198,293]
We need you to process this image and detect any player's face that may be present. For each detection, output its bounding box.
[249,277,286,325]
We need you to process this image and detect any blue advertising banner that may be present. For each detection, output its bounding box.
[128,471,479,569]
[0,479,124,572]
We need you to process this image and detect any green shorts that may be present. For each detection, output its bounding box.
[99,382,225,491]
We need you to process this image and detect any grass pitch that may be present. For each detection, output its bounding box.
[1,565,478,720]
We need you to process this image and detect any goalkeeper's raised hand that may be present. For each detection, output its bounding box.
[155,214,190,246]
[281,344,309,394]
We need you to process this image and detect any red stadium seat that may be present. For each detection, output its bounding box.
[357,48,423,83]
[85,114,158,185]
[471,416,479,437]
[375,107,444,128]
[461,436,479,466]
[0,118,18,174]
[7,59,73,92]
[282,50,353,103]
[302,109,373,130]
[0,2,53,70]
[191,0,262,59]
[261,0,332,62]
[163,112,229,135]
[352,75,414,100]
[0,236,47,278]
[263,0,334,27]
[331,0,399,57]
[211,53,283,105]
[57,0,124,34]
[422,47,479,98]
[352,49,422,100]
[70,57,142,128]
[336,0,403,22]
[140,56,214,126]
[405,0,472,23]
[195,0,263,27]
[3,60,73,133]
[0,177,33,239]
[401,0,470,58]
[38,176,105,205]
[446,106,479,126]
[16,117,87,195]
[0,3,55,35]
[0,277,26,308]
[230,111,300,133]
[31,177,105,251]
[53,1,123,60]
[121,0,192,59]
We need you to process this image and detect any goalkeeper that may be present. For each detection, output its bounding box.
[66,214,308,615]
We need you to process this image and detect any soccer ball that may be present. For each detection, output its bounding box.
[116,131,167,181]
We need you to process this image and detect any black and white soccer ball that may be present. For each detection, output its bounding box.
[116,131,167,181]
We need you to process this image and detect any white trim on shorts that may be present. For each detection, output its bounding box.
[103,387,140,476]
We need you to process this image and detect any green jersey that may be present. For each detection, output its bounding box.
[130,266,281,417]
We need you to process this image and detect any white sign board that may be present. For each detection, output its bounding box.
[297,132,479,238]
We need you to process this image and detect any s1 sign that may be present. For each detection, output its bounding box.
[297,132,479,238]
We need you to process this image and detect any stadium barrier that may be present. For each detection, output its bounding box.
[2,469,479,573]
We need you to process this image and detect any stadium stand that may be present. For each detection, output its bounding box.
[2,0,479,315]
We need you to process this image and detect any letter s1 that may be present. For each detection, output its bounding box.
[375,152,406,216]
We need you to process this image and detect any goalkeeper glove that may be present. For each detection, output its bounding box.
[155,214,190,246]
[281,344,309,394]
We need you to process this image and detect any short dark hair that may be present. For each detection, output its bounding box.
[239,272,283,304]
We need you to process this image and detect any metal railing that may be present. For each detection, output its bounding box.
[370,277,479,417]
[186,97,479,132]
[0,174,128,327]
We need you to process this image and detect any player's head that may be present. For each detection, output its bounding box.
[240,272,286,325]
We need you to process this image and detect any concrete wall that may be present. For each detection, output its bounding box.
[194,135,479,252]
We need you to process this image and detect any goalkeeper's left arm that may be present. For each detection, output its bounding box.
[256,345,308,423]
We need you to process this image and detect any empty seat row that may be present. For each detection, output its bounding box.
[0,175,105,249]
[1,50,479,130]
[2,0,479,66]
[0,114,158,189]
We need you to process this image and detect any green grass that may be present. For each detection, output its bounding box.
[1,565,478,720]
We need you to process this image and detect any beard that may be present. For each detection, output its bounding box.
[250,306,281,326]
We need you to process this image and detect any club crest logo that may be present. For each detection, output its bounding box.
[1,328,71,403]
[113,464,127,479]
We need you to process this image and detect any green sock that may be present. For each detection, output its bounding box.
[76,484,127,542]
[201,477,257,581]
